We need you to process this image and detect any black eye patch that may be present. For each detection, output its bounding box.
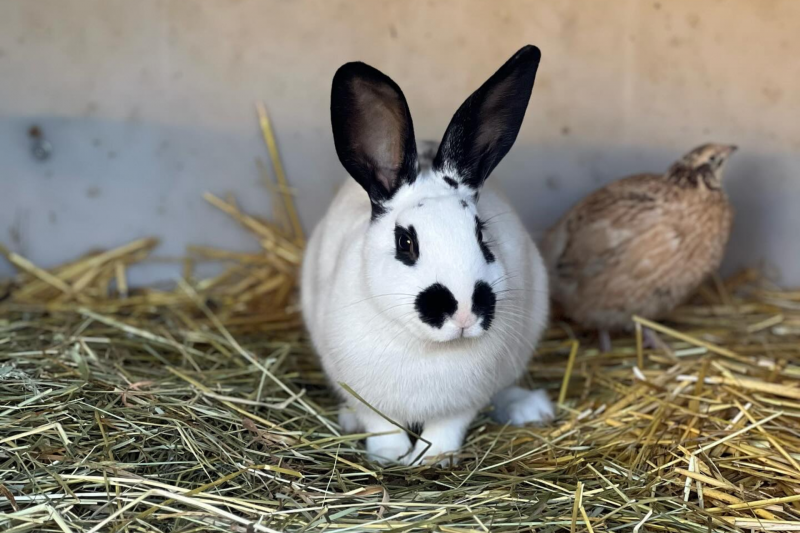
[475,217,495,263]
[394,225,419,266]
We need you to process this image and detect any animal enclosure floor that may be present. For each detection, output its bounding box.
[2,253,800,532]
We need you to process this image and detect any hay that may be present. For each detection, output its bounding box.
[3,112,800,532]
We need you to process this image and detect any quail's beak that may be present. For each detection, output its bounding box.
[710,145,738,176]
[712,145,738,168]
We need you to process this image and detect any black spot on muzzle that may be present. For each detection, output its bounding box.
[472,281,496,330]
[415,283,457,329]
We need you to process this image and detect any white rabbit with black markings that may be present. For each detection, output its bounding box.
[301,45,553,466]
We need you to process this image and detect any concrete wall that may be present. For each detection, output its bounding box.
[2,0,799,285]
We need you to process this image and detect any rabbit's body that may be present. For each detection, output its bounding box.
[303,178,548,424]
[302,45,553,465]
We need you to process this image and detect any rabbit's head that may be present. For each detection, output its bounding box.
[330,46,540,343]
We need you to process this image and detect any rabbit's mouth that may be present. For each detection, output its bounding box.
[425,323,487,344]
[413,281,496,342]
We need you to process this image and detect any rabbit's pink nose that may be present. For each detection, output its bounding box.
[453,309,478,329]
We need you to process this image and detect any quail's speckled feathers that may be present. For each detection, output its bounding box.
[541,144,737,336]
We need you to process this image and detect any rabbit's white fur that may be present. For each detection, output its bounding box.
[302,45,552,466]
[302,176,550,464]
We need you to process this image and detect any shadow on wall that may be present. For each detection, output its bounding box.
[2,115,797,285]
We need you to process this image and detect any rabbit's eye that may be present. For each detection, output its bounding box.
[475,216,495,263]
[394,225,419,266]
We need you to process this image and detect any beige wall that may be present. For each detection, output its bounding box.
[2,0,799,284]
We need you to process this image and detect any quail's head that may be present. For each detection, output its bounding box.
[669,143,737,188]
[684,143,737,176]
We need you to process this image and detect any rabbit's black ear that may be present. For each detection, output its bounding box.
[331,62,418,213]
[434,45,540,189]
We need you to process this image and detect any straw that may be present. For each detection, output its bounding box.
[256,102,305,247]
[3,109,800,532]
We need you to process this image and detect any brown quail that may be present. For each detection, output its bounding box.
[541,144,737,351]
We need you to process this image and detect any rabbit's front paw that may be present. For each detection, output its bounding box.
[492,387,555,426]
[406,442,460,468]
[405,410,476,468]
[339,407,362,434]
[366,434,412,465]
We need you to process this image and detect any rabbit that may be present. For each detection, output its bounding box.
[301,45,553,467]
